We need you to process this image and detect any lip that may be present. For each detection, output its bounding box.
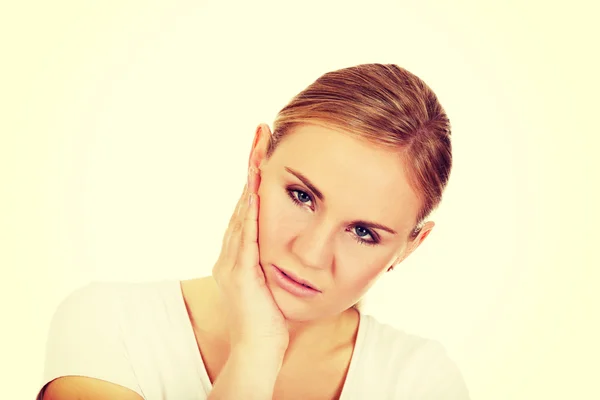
[272,265,321,298]
[276,266,320,291]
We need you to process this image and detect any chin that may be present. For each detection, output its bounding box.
[276,299,317,322]
[264,271,320,322]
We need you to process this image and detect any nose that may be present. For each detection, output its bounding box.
[290,217,334,270]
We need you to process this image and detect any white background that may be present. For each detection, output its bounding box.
[1,1,598,399]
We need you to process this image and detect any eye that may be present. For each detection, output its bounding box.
[350,226,379,246]
[287,188,314,207]
[287,187,379,246]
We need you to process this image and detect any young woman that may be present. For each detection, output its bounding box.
[38,64,470,399]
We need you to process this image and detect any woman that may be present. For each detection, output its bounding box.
[38,63,470,399]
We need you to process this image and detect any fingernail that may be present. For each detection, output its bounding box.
[248,193,253,206]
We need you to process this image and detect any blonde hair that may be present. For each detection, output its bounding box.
[266,64,452,312]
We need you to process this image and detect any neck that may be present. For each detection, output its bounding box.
[284,307,357,354]
[198,276,359,355]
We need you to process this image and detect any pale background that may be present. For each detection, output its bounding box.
[1,0,598,399]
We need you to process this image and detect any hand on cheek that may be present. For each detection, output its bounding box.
[211,166,289,356]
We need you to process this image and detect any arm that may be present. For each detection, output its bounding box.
[208,346,285,400]
[36,284,143,400]
[41,376,143,400]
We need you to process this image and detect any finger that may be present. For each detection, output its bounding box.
[235,191,259,275]
[221,183,249,263]
[230,169,259,272]
[222,183,247,242]
[243,192,259,245]
[233,184,249,222]
[228,175,253,253]
[248,166,261,194]
[223,168,257,268]
[242,173,259,251]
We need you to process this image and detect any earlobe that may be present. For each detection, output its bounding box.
[387,255,403,272]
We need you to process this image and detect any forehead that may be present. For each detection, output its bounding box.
[269,123,421,231]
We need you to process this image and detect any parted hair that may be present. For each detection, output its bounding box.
[266,63,452,311]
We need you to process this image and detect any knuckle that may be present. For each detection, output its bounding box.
[231,221,242,233]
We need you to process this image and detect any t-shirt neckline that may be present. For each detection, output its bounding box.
[172,279,369,397]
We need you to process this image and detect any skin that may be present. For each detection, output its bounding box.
[41,121,437,400]
[204,121,435,356]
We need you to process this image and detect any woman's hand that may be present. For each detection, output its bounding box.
[212,166,289,356]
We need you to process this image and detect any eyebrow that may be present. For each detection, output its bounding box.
[351,220,398,235]
[285,167,325,201]
[284,166,398,235]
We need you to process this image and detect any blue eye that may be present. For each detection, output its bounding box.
[352,226,378,246]
[287,187,379,247]
[296,191,311,203]
[355,226,370,237]
[287,189,313,207]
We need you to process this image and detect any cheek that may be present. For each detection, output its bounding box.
[334,250,397,293]
[257,183,305,255]
[256,178,398,286]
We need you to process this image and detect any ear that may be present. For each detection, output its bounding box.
[248,123,273,172]
[388,221,435,271]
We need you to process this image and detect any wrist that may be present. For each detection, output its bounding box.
[232,335,288,355]
[206,346,283,399]
[229,343,286,371]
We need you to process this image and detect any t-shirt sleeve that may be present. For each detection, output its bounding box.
[36,283,143,399]
[397,340,471,399]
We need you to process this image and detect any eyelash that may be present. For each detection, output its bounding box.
[286,188,379,246]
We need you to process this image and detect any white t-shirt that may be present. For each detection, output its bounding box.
[37,280,470,399]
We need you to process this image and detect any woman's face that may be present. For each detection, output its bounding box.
[253,123,431,321]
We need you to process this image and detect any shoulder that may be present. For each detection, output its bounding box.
[44,282,130,349]
[46,281,161,335]
[38,280,180,400]
[180,276,219,329]
[359,314,470,399]
[359,314,432,359]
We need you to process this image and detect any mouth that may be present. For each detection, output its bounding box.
[274,265,321,292]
